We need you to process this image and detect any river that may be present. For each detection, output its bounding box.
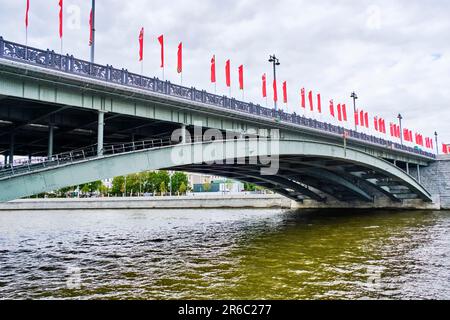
[0,208,449,300]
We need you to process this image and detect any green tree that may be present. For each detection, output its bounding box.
[79,181,102,195]
[160,181,167,195]
[171,172,189,194]
[179,182,187,195]
[111,176,125,196]
[203,182,211,192]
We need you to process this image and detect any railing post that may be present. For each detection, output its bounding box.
[0,37,4,57]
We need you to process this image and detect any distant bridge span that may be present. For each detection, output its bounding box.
[0,139,433,203]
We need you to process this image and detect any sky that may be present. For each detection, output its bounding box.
[0,0,449,147]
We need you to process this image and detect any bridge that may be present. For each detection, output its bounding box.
[0,37,447,208]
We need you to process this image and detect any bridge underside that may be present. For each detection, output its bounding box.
[170,156,426,203]
[0,140,433,203]
[0,96,180,157]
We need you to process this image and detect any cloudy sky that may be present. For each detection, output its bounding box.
[1,0,449,146]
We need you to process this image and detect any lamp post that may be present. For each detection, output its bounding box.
[435,131,439,155]
[90,0,96,64]
[350,92,358,131]
[398,113,403,145]
[268,54,280,112]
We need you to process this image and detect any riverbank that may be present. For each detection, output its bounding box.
[0,194,292,211]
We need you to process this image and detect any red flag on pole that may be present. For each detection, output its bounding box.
[225,60,231,87]
[317,94,322,113]
[158,35,164,68]
[355,111,359,126]
[330,100,335,117]
[443,144,448,154]
[25,0,30,28]
[89,9,93,46]
[210,55,216,83]
[138,28,144,62]
[360,110,364,127]
[308,91,314,111]
[374,117,379,131]
[262,74,267,98]
[238,65,244,90]
[337,104,342,121]
[342,104,347,121]
[273,79,278,102]
[301,88,305,109]
[364,112,369,128]
[282,81,287,104]
[58,0,63,38]
[177,42,182,74]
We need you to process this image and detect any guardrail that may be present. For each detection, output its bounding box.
[0,36,436,160]
[0,138,175,179]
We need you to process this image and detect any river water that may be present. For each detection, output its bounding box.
[0,208,449,300]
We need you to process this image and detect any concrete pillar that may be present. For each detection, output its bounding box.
[48,123,54,159]
[181,124,186,144]
[417,164,421,183]
[406,162,410,175]
[97,111,105,156]
[9,133,14,165]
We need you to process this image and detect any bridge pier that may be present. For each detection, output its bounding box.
[97,111,106,156]
[48,123,54,159]
[8,133,14,165]
[181,124,187,144]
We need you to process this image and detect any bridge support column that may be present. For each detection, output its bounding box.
[417,164,421,183]
[181,124,186,144]
[406,162,410,175]
[48,123,54,159]
[9,133,14,165]
[97,111,106,156]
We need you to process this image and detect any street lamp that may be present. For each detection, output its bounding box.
[268,54,280,112]
[435,131,439,155]
[398,113,403,145]
[350,92,358,131]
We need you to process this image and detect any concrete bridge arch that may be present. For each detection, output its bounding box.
[0,139,433,203]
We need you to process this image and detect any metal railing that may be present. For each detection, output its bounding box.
[0,138,175,179]
[0,37,436,160]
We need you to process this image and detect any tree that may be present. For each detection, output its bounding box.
[79,181,102,195]
[179,182,187,195]
[203,183,211,192]
[160,181,167,195]
[171,172,189,194]
[111,176,125,196]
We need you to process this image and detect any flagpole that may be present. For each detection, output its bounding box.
[90,0,95,64]
[25,28,28,60]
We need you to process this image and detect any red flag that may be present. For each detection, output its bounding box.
[282,81,287,104]
[330,100,335,117]
[58,0,63,39]
[301,88,306,108]
[210,55,216,83]
[177,42,182,74]
[360,110,364,127]
[364,112,369,128]
[238,65,244,90]
[374,117,379,131]
[89,9,93,46]
[337,104,342,121]
[25,0,30,28]
[273,80,278,102]
[262,74,267,98]
[342,104,347,121]
[317,94,322,113]
[138,28,144,62]
[390,123,393,136]
[308,91,314,111]
[225,60,231,87]
[158,35,164,68]
[355,111,359,126]
[443,144,448,154]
